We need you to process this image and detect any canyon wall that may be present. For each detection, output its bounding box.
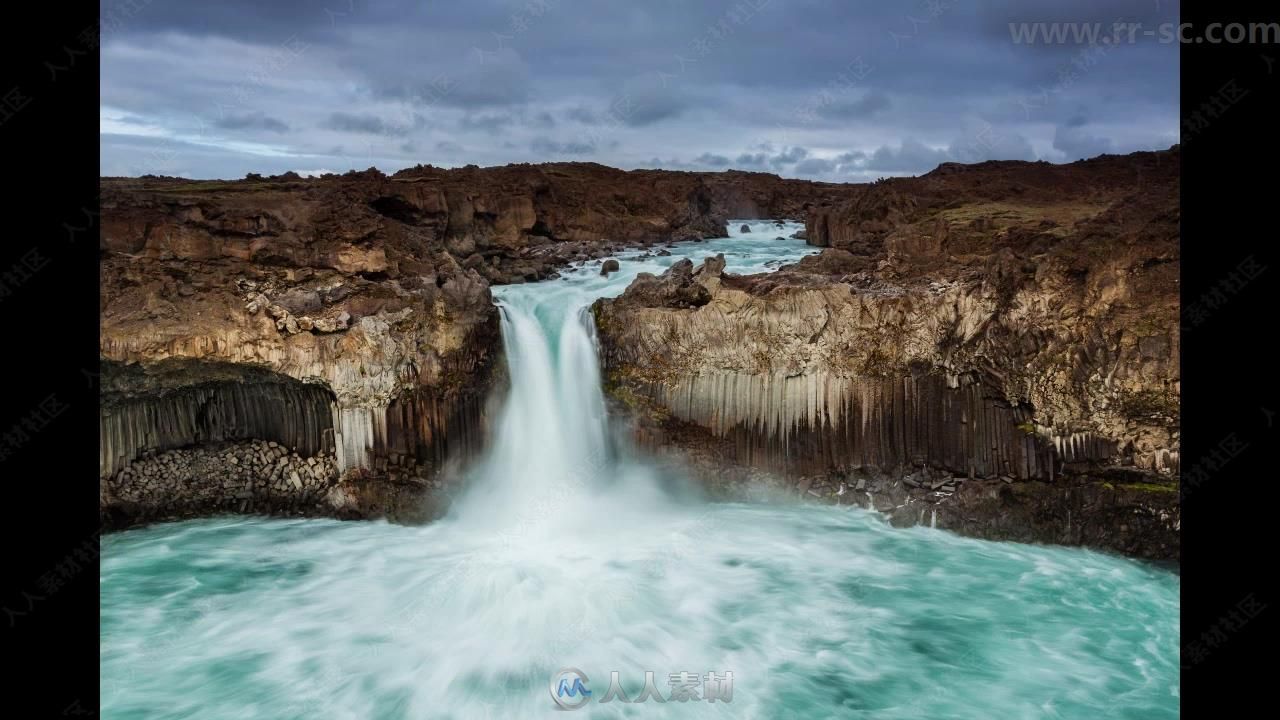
[99,163,845,526]
[100,150,1181,557]
[595,148,1180,558]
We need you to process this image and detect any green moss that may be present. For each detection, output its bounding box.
[590,302,609,332]
[1125,481,1178,494]
[603,377,669,422]
[1015,421,1037,435]
[1100,478,1178,494]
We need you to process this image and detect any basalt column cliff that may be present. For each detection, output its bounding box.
[99,163,845,527]
[595,148,1180,558]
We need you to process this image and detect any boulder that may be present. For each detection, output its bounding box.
[693,253,726,278]
[612,258,712,309]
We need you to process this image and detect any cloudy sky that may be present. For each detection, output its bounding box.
[100,0,1179,181]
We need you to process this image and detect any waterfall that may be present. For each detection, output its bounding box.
[450,293,665,531]
[449,221,820,530]
[491,299,609,487]
[101,225,1182,720]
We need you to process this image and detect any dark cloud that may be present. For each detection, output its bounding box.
[863,140,951,172]
[770,146,809,168]
[1052,122,1114,160]
[459,112,515,135]
[694,153,730,167]
[565,106,599,125]
[213,112,289,133]
[818,91,891,120]
[560,83,694,129]
[848,131,1038,175]
[608,75,693,127]
[794,158,836,175]
[101,0,1178,179]
[457,110,554,134]
[530,137,596,156]
[321,112,411,137]
[368,44,532,109]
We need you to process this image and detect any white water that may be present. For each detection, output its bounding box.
[453,220,817,530]
[101,222,1179,719]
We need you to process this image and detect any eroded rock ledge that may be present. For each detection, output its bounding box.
[595,148,1180,559]
[100,163,847,528]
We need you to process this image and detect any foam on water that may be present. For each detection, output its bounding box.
[101,222,1179,719]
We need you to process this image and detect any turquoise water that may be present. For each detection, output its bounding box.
[101,223,1180,718]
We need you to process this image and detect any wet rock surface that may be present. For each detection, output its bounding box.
[597,147,1181,559]
[101,438,457,530]
[622,405,1179,560]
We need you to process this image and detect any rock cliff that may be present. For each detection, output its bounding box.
[594,148,1180,558]
[99,163,846,527]
[100,150,1181,558]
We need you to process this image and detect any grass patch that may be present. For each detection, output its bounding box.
[1101,479,1178,494]
[1124,481,1179,494]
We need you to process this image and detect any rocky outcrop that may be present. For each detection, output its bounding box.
[100,150,1182,558]
[595,147,1180,558]
[102,164,845,288]
[612,257,713,309]
[99,252,499,528]
[100,163,846,527]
